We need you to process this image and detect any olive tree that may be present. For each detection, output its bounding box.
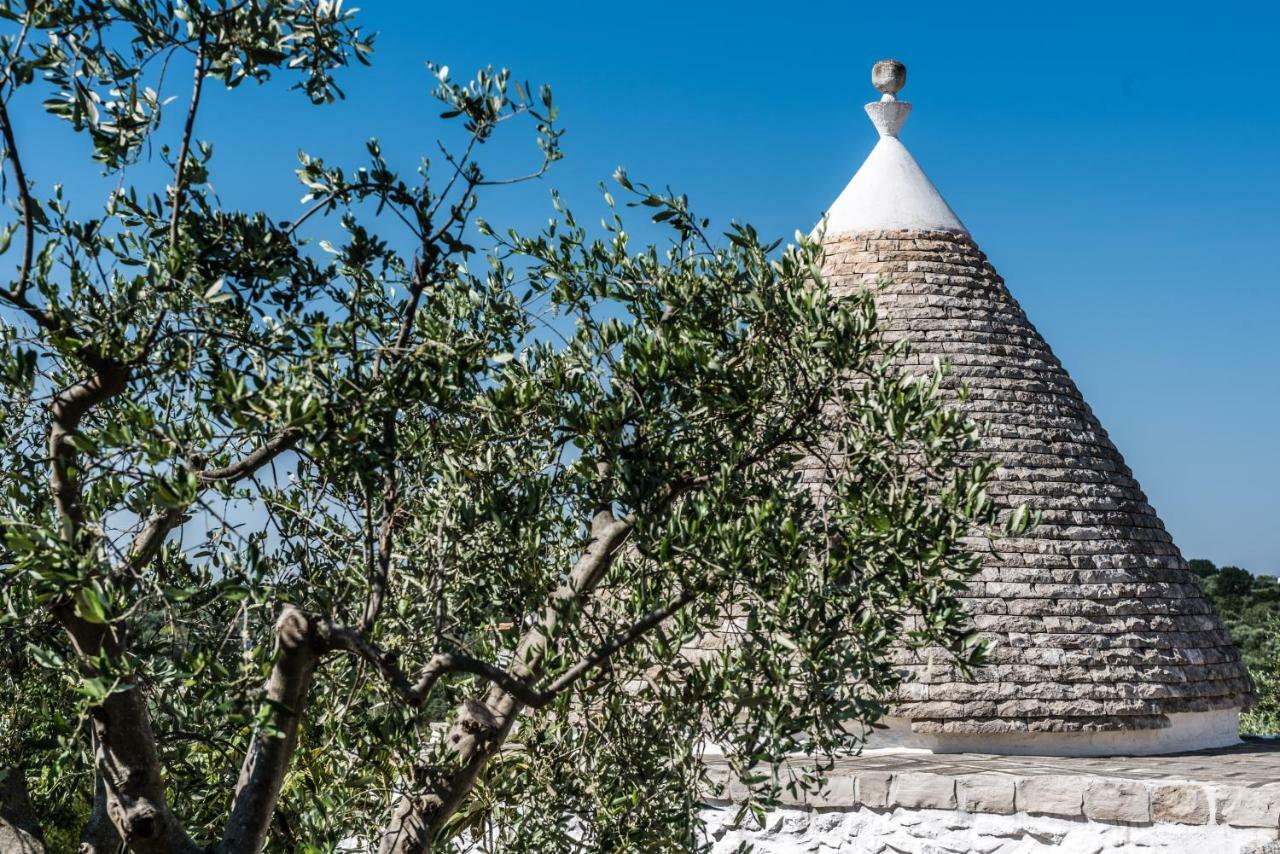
[0,3,1020,851]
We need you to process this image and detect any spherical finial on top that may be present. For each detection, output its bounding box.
[872,59,906,101]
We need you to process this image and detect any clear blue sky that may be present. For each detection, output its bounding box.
[17,1,1280,572]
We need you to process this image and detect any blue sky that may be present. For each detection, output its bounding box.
[16,1,1280,572]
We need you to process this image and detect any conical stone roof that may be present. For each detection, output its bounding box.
[816,61,1253,751]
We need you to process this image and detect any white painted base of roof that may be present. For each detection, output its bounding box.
[819,135,967,238]
[859,710,1241,757]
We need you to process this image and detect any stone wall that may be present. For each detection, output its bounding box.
[704,743,1280,853]
[702,802,1278,853]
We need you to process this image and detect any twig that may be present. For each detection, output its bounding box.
[0,94,35,298]
[539,587,697,699]
[168,40,206,250]
[199,427,303,483]
[319,624,545,709]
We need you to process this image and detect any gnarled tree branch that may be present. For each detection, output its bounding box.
[376,509,633,854]
[77,766,121,854]
[219,605,322,854]
[320,623,545,709]
[0,766,45,854]
[199,426,304,483]
[122,428,304,575]
[126,507,187,573]
[48,361,199,852]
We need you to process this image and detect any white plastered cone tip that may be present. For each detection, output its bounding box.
[817,62,967,238]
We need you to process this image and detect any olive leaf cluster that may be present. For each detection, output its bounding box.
[0,3,1025,853]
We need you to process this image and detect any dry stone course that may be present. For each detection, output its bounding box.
[705,742,1280,849]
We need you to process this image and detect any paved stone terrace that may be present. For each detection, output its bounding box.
[824,737,1280,786]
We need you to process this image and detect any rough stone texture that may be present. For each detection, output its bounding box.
[1152,784,1212,825]
[889,771,957,810]
[871,59,906,97]
[808,775,855,808]
[1016,774,1086,817]
[703,803,1280,853]
[1242,843,1280,854]
[854,772,892,808]
[776,782,807,808]
[957,773,1016,815]
[1219,786,1280,828]
[813,228,1255,733]
[1084,777,1152,823]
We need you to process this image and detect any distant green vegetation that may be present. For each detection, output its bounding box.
[1191,559,1280,735]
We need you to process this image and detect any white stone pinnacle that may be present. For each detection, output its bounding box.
[819,61,967,237]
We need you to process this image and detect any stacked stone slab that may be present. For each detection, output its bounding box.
[821,229,1252,736]
[812,61,1253,748]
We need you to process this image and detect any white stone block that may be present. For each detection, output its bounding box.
[855,771,893,808]
[1218,785,1280,828]
[1083,777,1150,823]
[1016,774,1086,817]
[1150,783,1211,825]
[957,773,1017,815]
[889,771,957,810]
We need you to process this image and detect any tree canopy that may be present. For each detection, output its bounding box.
[1191,559,1280,736]
[0,3,1020,851]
